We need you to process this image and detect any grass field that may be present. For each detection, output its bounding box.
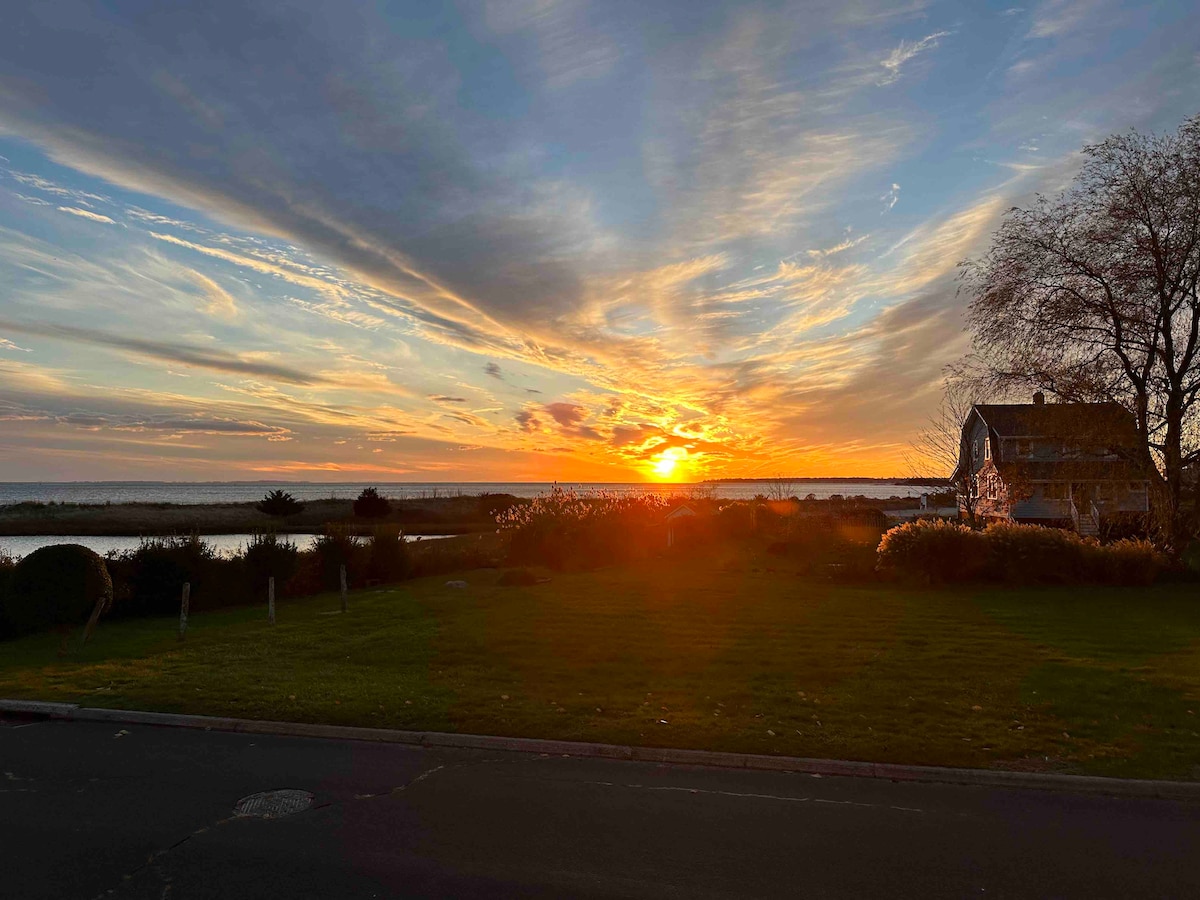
[2,547,1199,780]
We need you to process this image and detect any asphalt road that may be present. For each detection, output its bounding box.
[3,716,1200,899]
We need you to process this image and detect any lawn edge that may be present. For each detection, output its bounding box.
[4,698,1198,800]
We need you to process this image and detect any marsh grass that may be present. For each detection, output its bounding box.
[2,547,1198,779]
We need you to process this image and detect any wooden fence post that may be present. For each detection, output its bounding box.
[268,576,275,625]
[340,564,348,613]
[178,582,190,641]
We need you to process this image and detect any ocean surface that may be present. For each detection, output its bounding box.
[0,480,930,506]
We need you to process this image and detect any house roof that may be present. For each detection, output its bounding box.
[952,401,1149,485]
[974,402,1139,445]
[992,460,1149,482]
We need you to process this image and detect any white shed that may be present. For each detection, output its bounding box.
[665,504,697,548]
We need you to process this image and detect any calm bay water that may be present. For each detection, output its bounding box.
[0,480,927,506]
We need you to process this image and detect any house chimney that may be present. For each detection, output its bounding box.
[1033,391,1045,405]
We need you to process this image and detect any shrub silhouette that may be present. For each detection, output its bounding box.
[353,487,392,518]
[243,532,300,592]
[0,546,14,610]
[313,524,361,589]
[367,524,410,582]
[878,519,1170,585]
[256,489,305,517]
[122,535,218,616]
[2,544,112,644]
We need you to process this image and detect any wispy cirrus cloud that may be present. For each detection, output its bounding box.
[877,30,951,85]
[57,206,115,224]
[482,0,620,89]
[0,318,319,384]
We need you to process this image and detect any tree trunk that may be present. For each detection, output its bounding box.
[1163,399,1186,552]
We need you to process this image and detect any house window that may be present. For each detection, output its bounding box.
[1043,483,1068,500]
[984,439,991,460]
[1129,481,1146,492]
[985,474,1002,500]
[1097,483,1115,502]
[1017,439,1031,457]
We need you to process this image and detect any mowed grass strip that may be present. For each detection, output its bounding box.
[2,550,1199,779]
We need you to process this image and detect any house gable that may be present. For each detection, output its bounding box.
[953,400,1151,527]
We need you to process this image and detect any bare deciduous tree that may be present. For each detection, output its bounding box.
[961,114,1200,550]
[906,375,983,523]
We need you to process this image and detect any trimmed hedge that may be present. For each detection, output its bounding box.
[1,544,112,638]
[877,519,1168,585]
[876,519,989,584]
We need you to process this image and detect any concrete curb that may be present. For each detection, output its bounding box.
[4,699,1199,801]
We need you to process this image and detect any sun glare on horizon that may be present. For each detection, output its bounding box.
[649,447,689,481]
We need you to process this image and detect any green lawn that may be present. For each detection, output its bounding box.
[3,549,1200,780]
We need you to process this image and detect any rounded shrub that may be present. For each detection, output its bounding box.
[1,544,112,639]
[876,518,988,583]
[982,522,1091,584]
[353,487,392,519]
[243,532,300,592]
[1088,538,1168,586]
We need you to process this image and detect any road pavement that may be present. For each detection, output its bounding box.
[3,715,1199,898]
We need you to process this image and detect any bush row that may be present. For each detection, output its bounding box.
[99,526,418,618]
[876,519,1168,585]
[0,525,511,641]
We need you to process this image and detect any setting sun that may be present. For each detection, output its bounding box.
[649,447,688,481]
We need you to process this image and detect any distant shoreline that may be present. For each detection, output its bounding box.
[702,477,950,485]
[0,478,948,486]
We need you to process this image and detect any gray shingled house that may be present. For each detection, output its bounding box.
[951,394,1151,535]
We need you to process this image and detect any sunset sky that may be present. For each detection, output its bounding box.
[1,1,1197,482]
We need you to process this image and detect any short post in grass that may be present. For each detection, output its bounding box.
[339,564,348,613]
[268,576,276,625]
[178,582,190,641]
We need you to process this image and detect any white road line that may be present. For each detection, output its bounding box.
[587,781,923,813]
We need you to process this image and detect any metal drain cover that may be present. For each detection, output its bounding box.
[234,789,313,819]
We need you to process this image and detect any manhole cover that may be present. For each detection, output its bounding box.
[234,789,313,818]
